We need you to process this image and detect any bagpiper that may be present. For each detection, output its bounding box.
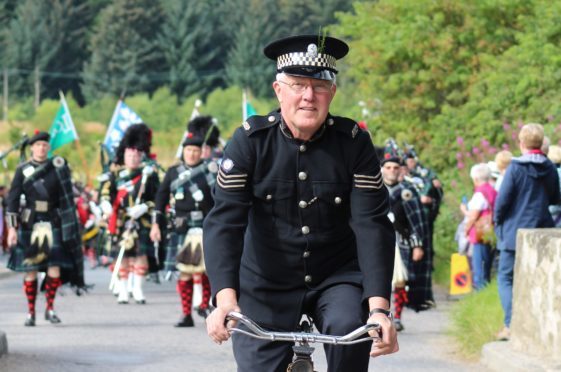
[379,145,433,332]
[151,130,217,327]
[6,131,83,326]
[100,124,160,304]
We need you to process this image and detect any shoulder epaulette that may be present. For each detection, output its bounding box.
[330,115,361,139]
[242,111,281,136]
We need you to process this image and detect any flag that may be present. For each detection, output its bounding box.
[49,92,79,153]
[175,99,202,158]
[243,90,257,121]
[103,100,143,159]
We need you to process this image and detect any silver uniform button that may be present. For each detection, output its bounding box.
[303,251,311,258]
[327,118,335,126]
[298,200,308,209]
[302,226,310,235]
[268,115,276,122]
[266,194,272,200]
[298,171,307,181]
[334,197,342,204]
[305,275,312,283]
[299,144,307,152]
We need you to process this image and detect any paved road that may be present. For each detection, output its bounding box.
[0,254,483,371]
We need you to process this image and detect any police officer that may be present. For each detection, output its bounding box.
[6,131,82,326]
[150,134,216,327]
[204,35,398,371]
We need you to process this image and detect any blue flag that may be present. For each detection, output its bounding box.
[103,100,143,159]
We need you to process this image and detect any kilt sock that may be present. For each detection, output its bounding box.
[177,279,193,316]
[24,279,38,315]
[45,276,61,311]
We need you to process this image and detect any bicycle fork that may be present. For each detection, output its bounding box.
[287,343,316,372]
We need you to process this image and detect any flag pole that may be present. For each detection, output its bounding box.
[242,89,248,121]
[59,91,91,187]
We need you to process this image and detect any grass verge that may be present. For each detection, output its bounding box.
[448,279,503,359]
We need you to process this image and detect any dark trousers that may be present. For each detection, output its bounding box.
[232,283,371,372]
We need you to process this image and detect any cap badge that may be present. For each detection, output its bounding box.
[307,43,318,58]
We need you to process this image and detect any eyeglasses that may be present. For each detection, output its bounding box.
[277,80,333,94]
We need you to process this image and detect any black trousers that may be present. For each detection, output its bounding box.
[232,283,371,372]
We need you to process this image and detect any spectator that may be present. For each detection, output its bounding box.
[547,145,561,227]
[460,163,497,290]
[541,135,550,155]
[494,150,513,192]
[494,123,560,341]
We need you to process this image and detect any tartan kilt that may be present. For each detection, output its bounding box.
[7,226,73,272]
[115,225,155,258]
[397,235,433,311]
[163,231,181,272]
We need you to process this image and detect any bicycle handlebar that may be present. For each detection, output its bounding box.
[226,311,381,345]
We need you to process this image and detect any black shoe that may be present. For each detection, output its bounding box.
[45,309,61,324]
[394,319,404,332]
[135,299,146,305]
[174,315,194,328]
[197,307,212,319]
[25,313,36,327]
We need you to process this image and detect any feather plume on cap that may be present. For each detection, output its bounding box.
[114,123,152,165]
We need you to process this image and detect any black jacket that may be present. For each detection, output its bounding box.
[203,110,395,329]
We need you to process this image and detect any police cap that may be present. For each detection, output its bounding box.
[264,34,349,81]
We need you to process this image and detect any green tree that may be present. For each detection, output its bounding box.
[158,0,229,100]
[333,0,532,151]
[2,0,97,103]
[225,0,283,98]
[81,0,165,102]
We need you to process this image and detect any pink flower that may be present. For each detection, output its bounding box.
[503,122,511,131]
[457,162,464,170]
[465,152,472,158]
[456,152,463,160]
[472,147,481,155]
[451,180,457,188]
[456,136,464,146]
[480,139,490,148]
[511,132,517,140]
[502,143,510,150]
[489,146,498,154]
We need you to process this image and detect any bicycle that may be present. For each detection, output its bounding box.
[226,311,381,372]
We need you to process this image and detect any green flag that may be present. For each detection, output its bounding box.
[243,90,257,121]
[49,93,78,152]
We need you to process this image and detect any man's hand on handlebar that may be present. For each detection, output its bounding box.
[206,288,240,345]
[367,312,399,358]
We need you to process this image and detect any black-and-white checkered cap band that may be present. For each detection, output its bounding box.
[277,52,337,72]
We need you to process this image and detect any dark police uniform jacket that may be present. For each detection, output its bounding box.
[203,110,395,330]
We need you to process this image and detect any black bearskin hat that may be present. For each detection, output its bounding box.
[114,123,152,165]
[187,116,220,148]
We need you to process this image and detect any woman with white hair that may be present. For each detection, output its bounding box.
[460,163,498,290]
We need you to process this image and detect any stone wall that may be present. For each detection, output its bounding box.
[510,228,561,361]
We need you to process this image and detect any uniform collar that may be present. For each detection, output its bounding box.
[279,116,327,143]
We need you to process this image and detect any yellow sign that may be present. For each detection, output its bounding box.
[449,253,472,295]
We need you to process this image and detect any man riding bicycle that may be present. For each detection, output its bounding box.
[204,34,399,371]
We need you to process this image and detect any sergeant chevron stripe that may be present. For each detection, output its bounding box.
[354,172,383,189]
[217,169,247,189]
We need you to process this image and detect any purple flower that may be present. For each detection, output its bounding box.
[489,146,498,154]
[457,161,464,170]
[456,152,463,160]
[465,152,472,158]
[511,132,517,140]
[472,147,481,155]
[480,139,490,148]
[456,136,464,146]
[503,122,511,131]
[502,143,510,150]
